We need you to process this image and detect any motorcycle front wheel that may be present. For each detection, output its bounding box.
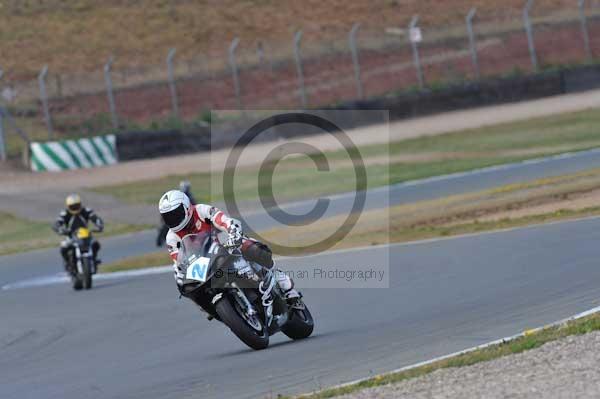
[82,258,93,290]
[215,295,269,350]
[281,303,314,340]
[71,274,83,291]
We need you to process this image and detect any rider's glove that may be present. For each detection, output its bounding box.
[235,261,253,277]
[225,221,243,249]
[225,231,242,249]
[173,263,185,285]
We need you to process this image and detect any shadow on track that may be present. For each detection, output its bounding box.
[207,331,335,359]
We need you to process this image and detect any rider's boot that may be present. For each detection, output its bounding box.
[273,269,304,309]
[63,260,69,274]
[92,242,101,273]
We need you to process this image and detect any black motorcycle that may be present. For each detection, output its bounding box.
[66,227,98,291]
[177,232,314,350]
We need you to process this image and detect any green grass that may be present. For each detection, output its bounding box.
[319,108,600,160]
[93,108,600,205]
[100,250,170,273]
[93,156,532,205]
[291,312,600,398]
[0,211,151,256]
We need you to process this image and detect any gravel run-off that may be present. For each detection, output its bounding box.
[339,331,600,399]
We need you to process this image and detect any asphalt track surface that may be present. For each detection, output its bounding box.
[3,216,600,398]
[2,149,600,398]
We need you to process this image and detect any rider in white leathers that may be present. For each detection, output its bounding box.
[158,190,300,307]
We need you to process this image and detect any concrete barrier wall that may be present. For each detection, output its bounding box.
[115,128,210,161]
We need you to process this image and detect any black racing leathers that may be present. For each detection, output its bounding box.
[52,208,104,268]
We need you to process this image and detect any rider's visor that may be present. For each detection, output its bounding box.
[161,204,186,229]
[67,203,81,214]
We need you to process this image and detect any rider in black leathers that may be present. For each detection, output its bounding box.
[52,194,104,273]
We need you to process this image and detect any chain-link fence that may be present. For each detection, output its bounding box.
[2,1,600,147]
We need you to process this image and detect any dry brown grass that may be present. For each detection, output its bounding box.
[0,0,588,80]
[260,167,600,253]
[101,167,600,271]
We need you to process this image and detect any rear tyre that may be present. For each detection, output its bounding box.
[215,296,269,350]
[281,304,314,340]
[82,258,93,290]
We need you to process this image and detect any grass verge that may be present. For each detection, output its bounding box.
[100,250,170,274]
[261,165,600,254]
[291,312,600,398]
[263,206,600,256]
[92,108,600,205]
[0,211,151,256]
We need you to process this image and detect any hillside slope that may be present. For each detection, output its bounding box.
[0,0,586,80]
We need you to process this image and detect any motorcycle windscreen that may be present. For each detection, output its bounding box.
[178,232,212,282]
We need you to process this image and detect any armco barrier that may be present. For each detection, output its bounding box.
[30,134,117,172]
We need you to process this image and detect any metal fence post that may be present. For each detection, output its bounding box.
[257,41,265,67]
[523,0,538,72]
[408,15,424,89]
[228,37,243,110]
[0,107,6,161]
[257,41,275,73]
[104,57,119,130]
[167,48,179,118]
[38,66,53,139]
[349,23,364,99]
[294,30,308,108]
[466,8,480,79]
[579,0,592,62]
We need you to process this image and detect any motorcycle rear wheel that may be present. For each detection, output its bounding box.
[215,296,269,350]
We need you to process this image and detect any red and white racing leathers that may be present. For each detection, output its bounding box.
[166,204,233,264]
[165,204,295,295]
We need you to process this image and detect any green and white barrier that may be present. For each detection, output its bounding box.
[30,135,117,172]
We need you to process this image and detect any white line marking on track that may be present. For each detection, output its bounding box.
[1,266,172,291]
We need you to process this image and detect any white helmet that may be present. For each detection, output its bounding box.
[159,190,192,232]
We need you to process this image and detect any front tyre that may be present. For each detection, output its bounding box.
[215,296,269,350]
[281,304,314,340]
[71,274,83,291]
[82,258,93,290]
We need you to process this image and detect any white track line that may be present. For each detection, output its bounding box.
[1,266,172,291]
